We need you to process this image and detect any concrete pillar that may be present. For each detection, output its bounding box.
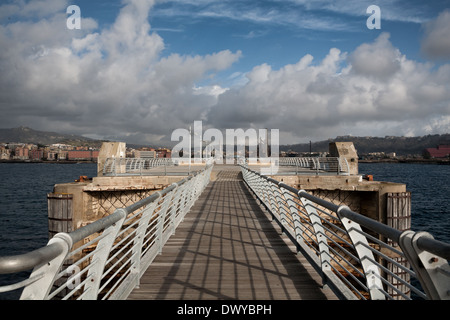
[329,142,358,175]
[97,142,126,177]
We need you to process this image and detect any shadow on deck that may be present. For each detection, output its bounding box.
[128,166,338,300]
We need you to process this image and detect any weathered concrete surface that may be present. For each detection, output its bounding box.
[97,142,126,177]
[51,174,189,231]
[329,141,359,175]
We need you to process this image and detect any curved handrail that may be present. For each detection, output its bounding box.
[0,243,65,275]
[0,165,213,300]
[240,165,450,300]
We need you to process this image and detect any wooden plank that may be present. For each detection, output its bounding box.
[128,166,337,300]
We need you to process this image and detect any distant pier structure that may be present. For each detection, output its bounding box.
[48,141,410,252]
[268,141,410,230]
[48,142,195,238]
[45,141,413,300]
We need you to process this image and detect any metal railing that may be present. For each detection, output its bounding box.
[277,157,350,175]
[103,157,174,176]
[0,165,213,300]
[241,165,450,300]
[102,157,215,176]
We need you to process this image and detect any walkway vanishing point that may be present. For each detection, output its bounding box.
[128,165,338,300]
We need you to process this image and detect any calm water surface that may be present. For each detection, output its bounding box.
[0,163,97,299]
[359,162,449,243]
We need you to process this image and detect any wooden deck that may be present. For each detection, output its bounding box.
[127,165,338,300]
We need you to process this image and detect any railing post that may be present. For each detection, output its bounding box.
[281,188,303,251]
[82,208,127,300]
[176,180,191,220]
[168,183,183,233]
[266,180,276,215]
[110,157,115,175]
[273,185,288,233]
[20,233,72,300]
[184,178,196,213]
[258,176,267,205]
[131,202,158,288]
[337,206,385,300]
[156,191,175,254]
[399,230,450,300]
[299,193,331,276]
[102,158,108,175]
[268,181,281,224]
[251,172,261,200]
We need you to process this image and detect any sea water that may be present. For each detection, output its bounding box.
[0,162,97,299]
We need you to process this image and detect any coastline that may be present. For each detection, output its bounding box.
[359,158,449,165]
[1,159,448,165]
[0,159,97,164]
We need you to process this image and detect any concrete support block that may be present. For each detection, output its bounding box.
[329,142,359,175]
[97,142,126,177]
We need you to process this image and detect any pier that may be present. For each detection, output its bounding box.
[128,166,337,300]
[0,142,449,300]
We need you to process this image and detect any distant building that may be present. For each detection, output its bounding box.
[58,150,68,160]
[156,148,171,158]
[51,143,72,150]
[424,145,450,158]
[386,152,396,158]
[46,151,58,161]
[67,150,99,161]
[0,147,10,160]
[13,146,29,160]
[29,149,44,161]
[135,150,156,158]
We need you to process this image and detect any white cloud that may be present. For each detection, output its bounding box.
[0,0,69,20]
[349,33,401,79]
[194,85,228,97]
[155,0,435,35]
[152,0,355,32]
[421,10,450,60]
[1,1,449,147]
[207,32,450,143]
[287,0,433,23]
[0,0,241,145]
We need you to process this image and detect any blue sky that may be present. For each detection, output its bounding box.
[0,0,449,145]
[76,0,447,84]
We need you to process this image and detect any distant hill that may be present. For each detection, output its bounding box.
[281,134,450,156]
[1,126,449,155]
[0,126,104,147]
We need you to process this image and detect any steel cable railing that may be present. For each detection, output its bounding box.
[102,158,174,176]
[102,157,215,176]
[0,165,213,300]
[274,157,350,175]
[241,165,450,300]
